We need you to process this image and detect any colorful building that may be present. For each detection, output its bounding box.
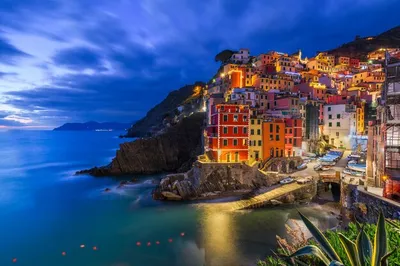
[284,118,303,156]
[262,119,285,160]
[206,104,250,162]
[249,117,263,162]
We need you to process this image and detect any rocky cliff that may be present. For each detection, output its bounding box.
[126,82,204,137]
[78,112,205,176]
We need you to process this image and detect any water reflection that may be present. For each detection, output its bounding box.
[201,209,239,266]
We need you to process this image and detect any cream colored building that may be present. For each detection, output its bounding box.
[249,117,263,163]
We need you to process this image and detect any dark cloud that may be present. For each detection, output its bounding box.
[52,47,106,71]
[0,35,30,64]
[0,71,17,78]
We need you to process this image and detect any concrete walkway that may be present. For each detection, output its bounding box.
[198,182,307,212]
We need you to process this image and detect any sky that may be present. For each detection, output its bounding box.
[0,0,399,129]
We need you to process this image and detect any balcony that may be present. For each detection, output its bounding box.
[387,81,400,96]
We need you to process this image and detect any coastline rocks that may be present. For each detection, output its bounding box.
[161,191,182,201]
[155,161,282,200]
[77,113,205,176]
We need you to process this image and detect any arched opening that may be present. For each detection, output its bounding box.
[270,163,278,172]
[317,182,341,202]
[281,161,287,173]
[289,160,296,170]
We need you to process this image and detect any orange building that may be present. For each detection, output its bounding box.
[262,119,285,160]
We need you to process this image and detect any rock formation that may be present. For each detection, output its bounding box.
[77,112,205,176]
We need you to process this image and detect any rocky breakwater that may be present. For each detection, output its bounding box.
[153,161,283,201]
[77,113,205,176]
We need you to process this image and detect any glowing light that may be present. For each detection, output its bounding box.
[12,258,17,263]
[80,244,85,248]
[93,246,98,251]
[368,60,372,64]
[382,175,388,182]
[147,242,151,246]
[156,241,160,245]
[202,106,207,112]
[62,252,66,256]
[180,232,185,236]
[168,238,173,243]
[136,242,141,246]
[220,73,225,78]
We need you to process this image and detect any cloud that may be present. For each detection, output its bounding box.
[0,35,31,64]
[52,47,106,71]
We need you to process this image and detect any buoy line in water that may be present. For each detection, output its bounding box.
[10,232,186,264]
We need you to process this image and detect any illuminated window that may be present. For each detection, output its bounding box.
[233,115,238,122]
[243,116,248,122]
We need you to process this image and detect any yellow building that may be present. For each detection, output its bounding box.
[356,102,365,135]
[249,117,263,162]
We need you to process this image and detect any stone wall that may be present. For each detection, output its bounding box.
[341,184,400,223]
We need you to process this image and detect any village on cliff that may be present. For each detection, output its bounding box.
[153,41,400,214]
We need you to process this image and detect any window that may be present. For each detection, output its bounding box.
[285,138,287,144]
[221,106,224,111]
[270,135,273,141]
[243,116,248,122]
[337,122,341,127]
[276,135,280,141]
[243,127,248,134]
[223,115,228,122]
[257,129,261,135]
[251,129,254,135]
[329,122,332,127]
[328,114,332,119]
[276,125,280,133]
[223,139,228,146]
[328,107,331,112]
[223,127,228,134]
[243,139,247,146]
[233,115,238,122]
[336,132,339,137]
[233,139,238,146]
[257,120,261,125]
[289,138,292,144]
[289,129,292,134]
[251,120,254,125]
[294,139,297,146]
[233,127,238,134]
[337,114,341,119]
[270,124,273,132]
[258,140,262,146]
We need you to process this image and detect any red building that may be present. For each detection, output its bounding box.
[350,58,360,68]
[284,118,303,156]
[206,104,250,162]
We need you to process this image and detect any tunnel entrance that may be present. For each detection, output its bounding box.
[317,182,341,202]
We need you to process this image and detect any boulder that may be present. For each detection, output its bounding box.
[161,191,182,201]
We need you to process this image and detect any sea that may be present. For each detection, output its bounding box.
[0,130,338,266]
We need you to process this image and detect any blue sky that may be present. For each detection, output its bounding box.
[0,0,399,129]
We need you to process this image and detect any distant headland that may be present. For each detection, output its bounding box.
[53,121,132,131]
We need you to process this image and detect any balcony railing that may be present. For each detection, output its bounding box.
[387,82,400,96]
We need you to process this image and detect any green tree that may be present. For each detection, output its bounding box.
[215,49,235,64]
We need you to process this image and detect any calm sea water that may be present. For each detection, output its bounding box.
[0,130,337,266]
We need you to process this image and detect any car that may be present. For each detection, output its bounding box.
[297,176,313,184]
[280,177,294,185]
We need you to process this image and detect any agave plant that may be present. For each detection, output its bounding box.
[283,211,396,266]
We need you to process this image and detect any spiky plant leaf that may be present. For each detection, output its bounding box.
[329,261,345,266]
[379,249,397,266]
[356,227,372,265]
[288,245,330,265]
[298,211,342,262]
[371,211,387,266]
[338,233,361,266]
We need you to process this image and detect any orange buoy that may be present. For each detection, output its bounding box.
[80,244,85,248]
[12,258,17,263]
[168,238,173,243]
[180,232,185,237]
[62,251,66,256]
[155,241,160,245]
[93,246,97,251]
[136,241,141,246]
